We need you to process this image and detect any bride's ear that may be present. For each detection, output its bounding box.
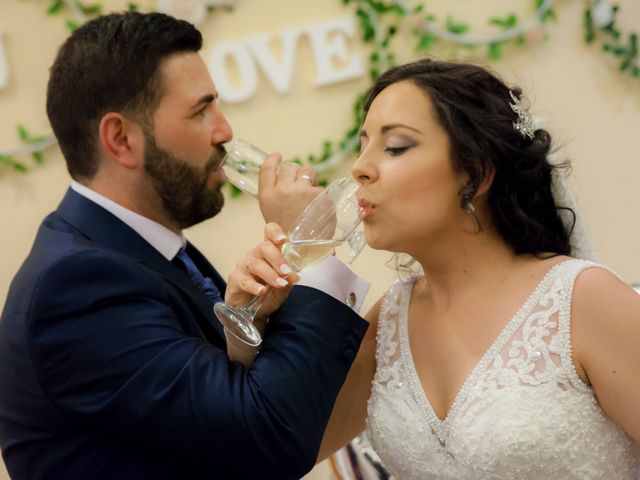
[476,165,495,196]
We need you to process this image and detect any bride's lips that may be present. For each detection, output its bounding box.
[358,199,376,220]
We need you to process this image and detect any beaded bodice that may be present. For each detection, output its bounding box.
[366,259,639,479]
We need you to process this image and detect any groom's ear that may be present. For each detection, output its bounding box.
[98,112,145,170]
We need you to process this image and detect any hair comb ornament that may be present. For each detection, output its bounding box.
[508,90,536,140]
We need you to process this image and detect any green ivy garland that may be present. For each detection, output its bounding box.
[1,0,637,176]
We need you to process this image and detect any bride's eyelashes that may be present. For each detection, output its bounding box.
[385,145,413,156]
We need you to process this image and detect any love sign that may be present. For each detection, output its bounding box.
[209,16,364,103]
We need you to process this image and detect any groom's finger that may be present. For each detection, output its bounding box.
[258,153,282,195]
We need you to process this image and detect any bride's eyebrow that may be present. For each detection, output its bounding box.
[359,123,422,138]
[381,123,422,134]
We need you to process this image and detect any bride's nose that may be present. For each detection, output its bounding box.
[351,149,377,185]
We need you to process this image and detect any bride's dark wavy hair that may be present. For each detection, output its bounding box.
[364,58,574,256]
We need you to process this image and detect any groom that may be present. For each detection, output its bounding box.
[0,12,368,479]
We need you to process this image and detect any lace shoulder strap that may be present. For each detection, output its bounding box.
[375,278,415,370]
[556,259,617,390]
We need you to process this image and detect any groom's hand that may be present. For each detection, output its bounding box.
[258,153,322,232]
[225,223,300,322]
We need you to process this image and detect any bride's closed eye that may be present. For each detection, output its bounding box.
[385,145,412,156]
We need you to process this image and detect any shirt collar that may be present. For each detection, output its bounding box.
[71,180,185,261]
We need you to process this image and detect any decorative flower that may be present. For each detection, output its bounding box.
[525,25,544,43]
[591,1,614,28]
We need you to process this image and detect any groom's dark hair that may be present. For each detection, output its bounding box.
[46,12,202,180]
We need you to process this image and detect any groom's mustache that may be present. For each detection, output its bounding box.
[207,145,227,171]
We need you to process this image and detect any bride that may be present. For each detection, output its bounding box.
[226,59,640,479]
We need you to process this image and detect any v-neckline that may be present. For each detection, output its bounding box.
[398,259,573,445]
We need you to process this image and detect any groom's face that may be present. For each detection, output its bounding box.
[144,52,233,228]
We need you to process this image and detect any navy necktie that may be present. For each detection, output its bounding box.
[174,248,224,305]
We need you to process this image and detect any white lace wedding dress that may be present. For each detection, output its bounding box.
[366,259,639,479]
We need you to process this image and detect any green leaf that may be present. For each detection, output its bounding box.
[488,42,503,60]
[322,141,333,158]
[0,156,28,173]
[446,17,470,35]
[47,0,65,15]
[367,0,404,16]
[127,3,139,12]
[81,3,103,16]
[610,45,628,56]
[536,0,557,23]
[32,151,45,164]
[67,20,79,32]
[584,10,596,43]
[620,58,631,72]
[229,183,242,198]
[356,8,376,43]
[541,8,556,23]
[489,14,518,29]
[17,125,29,141]
[415,31,437,51]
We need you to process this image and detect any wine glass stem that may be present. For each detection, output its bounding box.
[242,294,264,320]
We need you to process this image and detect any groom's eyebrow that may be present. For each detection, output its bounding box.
[192,93,216,108]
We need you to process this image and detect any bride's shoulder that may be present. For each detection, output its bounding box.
[363,276,419,327]
[571,261,638,313]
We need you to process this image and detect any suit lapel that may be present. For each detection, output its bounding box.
[56,189,227,344]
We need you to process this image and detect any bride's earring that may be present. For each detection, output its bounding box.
[463,201,482,233]
[464,202,476,215]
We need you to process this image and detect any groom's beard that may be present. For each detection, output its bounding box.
[143,131,226,229]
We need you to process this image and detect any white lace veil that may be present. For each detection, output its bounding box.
[549,157,598,261]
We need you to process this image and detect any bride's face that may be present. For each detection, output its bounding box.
[351,80,469,254]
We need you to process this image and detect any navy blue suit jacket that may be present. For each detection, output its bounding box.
[0,189,368,479]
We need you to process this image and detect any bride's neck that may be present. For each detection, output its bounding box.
[411,229,526,305]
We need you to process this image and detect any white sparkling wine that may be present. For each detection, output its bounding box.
[281,239,342,272]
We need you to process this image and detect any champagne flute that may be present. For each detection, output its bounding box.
[222,138,367,259]
[214,176,363,348]
[222,138,265,197]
